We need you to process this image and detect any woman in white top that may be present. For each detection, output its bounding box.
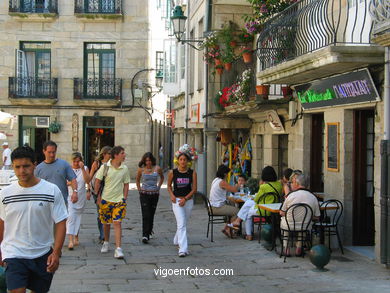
[67,152,91,250]
[209,165,240,238]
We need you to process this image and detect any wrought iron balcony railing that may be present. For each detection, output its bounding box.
[74,78,122,100]
[74,0,122,14]
[9,77,57,99]
[9,0,58,14]
[257,0,374,70]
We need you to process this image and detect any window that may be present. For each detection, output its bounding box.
[84,43,116,97]
[15,42,51,96]
[163,40,177,84]
[85,0,115,13]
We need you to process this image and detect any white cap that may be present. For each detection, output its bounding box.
[2,142,8,146]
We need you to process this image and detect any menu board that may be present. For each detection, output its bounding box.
[326,123,339,172]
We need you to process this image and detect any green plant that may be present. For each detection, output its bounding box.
[240,46,253,54]
[244,0,297,23]
[48,121,61,133]
[221,47,236,64]
[218,21,238,45]
[237,29,254,44]
[200,32,219,50]
[247,177,260,194]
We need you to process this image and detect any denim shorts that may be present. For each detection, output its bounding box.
[99,199,127,223]
[4,249,54,293]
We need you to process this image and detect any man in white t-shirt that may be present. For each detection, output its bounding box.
[0,146,67,293]
[1,142,12,170]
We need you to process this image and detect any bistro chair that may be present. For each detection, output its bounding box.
[201,193,226,242]
[313,199,344,254]
[280,203,313,262]
[252,192,280,243]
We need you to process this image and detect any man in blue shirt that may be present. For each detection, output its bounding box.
[35,141,77,204]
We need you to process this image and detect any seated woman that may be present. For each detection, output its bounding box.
[209,165,240,238]
[228,166,283,240]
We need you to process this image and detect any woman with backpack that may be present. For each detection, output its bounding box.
[89,146,112,243]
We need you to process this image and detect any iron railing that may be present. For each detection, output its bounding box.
[9,0,58,14]
[74,0,122,14]
[257,0,374,70]
[9,77,57,99]
[74,78,122,100]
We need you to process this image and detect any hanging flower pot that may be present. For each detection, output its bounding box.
[242,52,252,63]
[281,86,293,98]
[214,58,222,66]
[215,65,224,75]
[229,41,237,48]
[256,85,269,100]
[224,62,232,71]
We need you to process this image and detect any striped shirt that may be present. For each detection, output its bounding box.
[0,179,68,260]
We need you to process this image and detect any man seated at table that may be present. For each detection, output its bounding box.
[228,166,282,240]
[209,165,240,238]
[279,173,320,256]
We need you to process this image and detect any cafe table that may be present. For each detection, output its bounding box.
[257,202,337,251]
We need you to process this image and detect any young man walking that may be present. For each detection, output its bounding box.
[1,142,12,170]
[95,146,130,259]
[35,140,77,205]
[0,146,67,293]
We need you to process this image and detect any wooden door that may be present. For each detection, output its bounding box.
[310,114,324,192]
[353,109,375,245]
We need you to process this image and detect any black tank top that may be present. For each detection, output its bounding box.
[173,168,193,197]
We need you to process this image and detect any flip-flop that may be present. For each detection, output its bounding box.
[227,223,239,230]
[221,229,232,238]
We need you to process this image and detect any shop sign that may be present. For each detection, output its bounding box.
[266,110,285,133]
[295,69,380,110]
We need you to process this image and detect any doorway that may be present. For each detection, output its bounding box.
[278,134,288,178]
[310,114,324,192]
[83,116,115,168]
[353,109,375,245]
[19,116,50,164]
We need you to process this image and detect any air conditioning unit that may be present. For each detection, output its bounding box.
[36,117,50,128]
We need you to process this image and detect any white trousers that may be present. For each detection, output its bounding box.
[66,206,84,235]
[237,199,258,235]
[172,198,193,254]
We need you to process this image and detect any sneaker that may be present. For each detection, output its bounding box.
[149,231,154,239]
[178,252,186,257]
[142,236,149,244]
[114,247,124,259]
[101,241,109,253]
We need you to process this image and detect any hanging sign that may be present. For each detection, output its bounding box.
[295,69,380,110]
[266,110,285,133]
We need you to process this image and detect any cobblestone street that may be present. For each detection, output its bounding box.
[51,185,390,293]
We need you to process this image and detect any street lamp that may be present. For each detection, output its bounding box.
[171,5,203,50]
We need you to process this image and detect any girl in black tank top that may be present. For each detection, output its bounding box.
[173,168,193,197]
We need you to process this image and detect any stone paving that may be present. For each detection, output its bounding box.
[51,184,390,293]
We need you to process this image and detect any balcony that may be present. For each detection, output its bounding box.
[8,77,58,105]
[74,78,122,106]
[370,0,390,46]
[74,0,122,20]
[256,0,384,84]
[9,0,58,20]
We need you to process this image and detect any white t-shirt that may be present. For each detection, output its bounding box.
[209,178,227,208]
[0,179,68,260]
[2,148,11,166]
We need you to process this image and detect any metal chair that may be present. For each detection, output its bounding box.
[200,193,226,242]
[252,192,279,243]
[313,199,344,254]
[280,203,313,262]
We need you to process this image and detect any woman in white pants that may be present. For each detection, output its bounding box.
[67,152,91,249]
[167,145,197,257]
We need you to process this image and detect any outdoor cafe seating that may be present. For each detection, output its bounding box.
[201,193,226,242]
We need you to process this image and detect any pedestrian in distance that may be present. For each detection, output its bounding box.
[1,142,12,170]
[89,146,112,244]
[66,152,91,250]
[95,146,130,259]
[0,146,67,293]
[136,152,164,244]
[167,144,197,257]
[35,140,78,206]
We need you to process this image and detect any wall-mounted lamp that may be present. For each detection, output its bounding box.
[171,6,203,50]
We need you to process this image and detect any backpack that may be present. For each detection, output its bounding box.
[92,163,109,202]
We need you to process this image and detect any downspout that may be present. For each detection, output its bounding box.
[184,1,191,143]
[381,47,390,265]
[203,0,212,194]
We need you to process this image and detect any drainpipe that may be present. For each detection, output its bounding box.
[184,1,191,143]
[202,0,211,195]
[381,47,390,265]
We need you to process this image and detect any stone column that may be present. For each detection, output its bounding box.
[179,129,185,147]
[205,130,218,194]
[263,134,278,171]
[193,129,203,151]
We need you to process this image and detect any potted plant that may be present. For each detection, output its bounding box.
[200,32,219,50]
[48,120,61,133]
[228,69,252,104]
[240,46,253,63]
[203,47,221,65]
[221,47,236,71]
[256,84,270,99]
[237,29,254,45]
[214,87,231,110]
[215,64,224,75]
[281,85,292,97]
